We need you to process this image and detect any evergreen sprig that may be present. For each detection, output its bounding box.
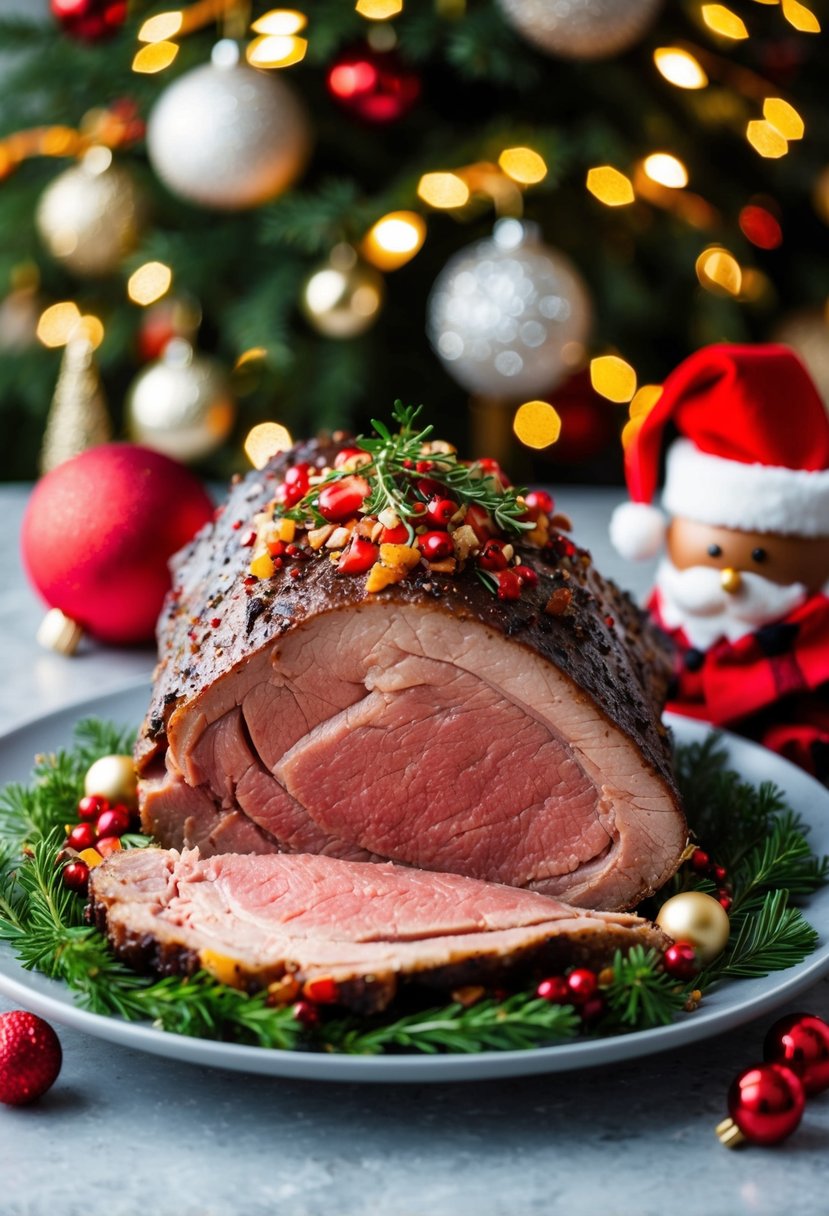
[601,946,690,1029]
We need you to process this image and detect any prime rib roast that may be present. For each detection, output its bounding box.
[89,848,668,1014]
[134,432,686,915]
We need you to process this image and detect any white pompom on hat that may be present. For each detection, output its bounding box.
[609,343,829,560]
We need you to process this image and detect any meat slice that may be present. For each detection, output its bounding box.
[89,848,669,1014]
[137,438,686,911]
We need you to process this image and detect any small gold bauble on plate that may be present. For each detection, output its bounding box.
[146,40,311,210]
[84,754,137,810]
[656,891,730,964]
[126,339,236,462]
[36,147,142,277]
[497,0,662,60]
[301,243,385,339]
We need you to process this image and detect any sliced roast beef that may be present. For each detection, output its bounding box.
[137,437,686,912]
[89,848,669,1013]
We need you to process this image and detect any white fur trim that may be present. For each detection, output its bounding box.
[609,501,667,560]
[663,439,829,538]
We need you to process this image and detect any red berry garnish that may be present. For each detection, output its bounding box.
[419,531,454,561]
[566,968,598,1004]
[95,836,122,858]
[713,865,728,883]
[415,460,434,473]
[267,539,286,557]
[78,794,108,821]
[292,1000,320,1028]
[379,523,409,545]
[0,1012,62,1106]
[425,496,457,528]
[524,489,554,515]
[95,806,131,838]
[334,447,364,469]
[663,941,699,981]
[579,995,606,1024]
[317,476,370,523]
[536,976,570,1003]
[282,462,311,507]
[719,892,733,912]
[66,823,96,851]
[496,569,522,601]
[416,477,442,499]
[478,539,509,572]
[336,537,378,575]
[477,457,510,486]
[514,565,538,587]
[303,977,339,1005]
[62,860,90,894]
[240,529,257,548]
[690,848,711,874]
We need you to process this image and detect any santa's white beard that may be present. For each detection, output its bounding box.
[654,558,809,650]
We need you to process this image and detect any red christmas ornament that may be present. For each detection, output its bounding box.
[539,371,617,465]
[326,46,420,124]
[51,0,127,41]
[62,860,90,893]
[0,1012,62,1106]
[66,822,96,851]
[663,941,698,981]
[764,1013,829,1096]
[21,444,214,646]
[717,1063,805,1147]
[739,205,783,251]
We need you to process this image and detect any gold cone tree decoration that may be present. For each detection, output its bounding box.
[39,333,112,473]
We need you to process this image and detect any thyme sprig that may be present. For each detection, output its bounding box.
[284,400,535,535]
[0,722,825,1056]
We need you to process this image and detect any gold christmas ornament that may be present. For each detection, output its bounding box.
[146,40,311,210]
[126,338,236,462]
[656,892,731,964]
[301,244,385,339]
[497,0,662,60]
[40,336,112,474]
[36,147,142,277]
[84,754,138,810]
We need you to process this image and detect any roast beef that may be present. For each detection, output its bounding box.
[136,436,686,911]
[89,848,669,1014]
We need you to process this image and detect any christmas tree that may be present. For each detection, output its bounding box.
[0,0,826,482]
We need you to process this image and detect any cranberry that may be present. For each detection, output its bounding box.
[267,539,286,557]
[292,1000,320,1028]
[419,531,454,561]
[416,477,443,499]
[337,537,378,575]
[303,977,339,1004]
[566,968,598,1004]
[78,795,108,821]
[425,497,458,528]
[477,457,510,487]
[713,864,728,883]
[317,476,370,523]
[334,447,364,469]
[690,849,711,874]
[62,861,89,894]
[282,462,311,507]
[478,539,509,572]
[719,892,733,912]
[95,806,131,838]
[415,460,434,473]
[536,976,570,1003]
[379,523,409,545]
[66,823,96,851]
[663,941,699,981]
[239,529,257,549]
[579,996,606,1024]
[96,836,122,858]
[496,569,522,600]
[514,565,538,587]
[524,489,554,516]
[465,504,496,542]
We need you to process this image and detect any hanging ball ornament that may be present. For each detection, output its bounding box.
[21,443,214,645]
[496,0,662,60]
[301,244,385,339]
[84,754,138,810]
[146,40,311,211]
[427,218,591,399]
[717,1063,805,1148]
[764,1013,829,1096]
[326,44,421,124]
[126,339,236,463]
[0,1011,62,1106]
[36,147,142,277]
[51,0,127,41]
[655,892,730,965]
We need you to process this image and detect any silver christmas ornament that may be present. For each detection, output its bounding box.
[146,40,311,210]
[36,147,142,277]
[126,339,236,462]
[301,244,385,339]
[497,0,662,60]
[427,219,592,399]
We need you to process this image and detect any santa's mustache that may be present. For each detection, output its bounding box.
[655,559,809,648]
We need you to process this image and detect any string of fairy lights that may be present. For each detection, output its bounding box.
[5,0,824,458]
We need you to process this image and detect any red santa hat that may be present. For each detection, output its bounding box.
[610,343,829,560]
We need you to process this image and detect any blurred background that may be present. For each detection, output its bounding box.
[0,0,827,485]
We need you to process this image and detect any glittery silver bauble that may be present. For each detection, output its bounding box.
[427,219,591,399]
[301,244,385,339]
[774,310,829,410]
[146,40,311,210]
[126,339,236,462]
[497,0,662,59]
[36,148,142,276]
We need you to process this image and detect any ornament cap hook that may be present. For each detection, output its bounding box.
[715,1117,746,1149]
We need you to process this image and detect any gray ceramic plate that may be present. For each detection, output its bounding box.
[0,683,827,1083]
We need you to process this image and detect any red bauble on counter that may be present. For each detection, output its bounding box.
[21,444,214,645]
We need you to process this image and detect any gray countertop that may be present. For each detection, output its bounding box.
[1,482,827,1216]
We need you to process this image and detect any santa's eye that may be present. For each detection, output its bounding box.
[752,547,768,563]
[707,544,722,558]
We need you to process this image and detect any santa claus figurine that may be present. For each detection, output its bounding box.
[610,343,829,782]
